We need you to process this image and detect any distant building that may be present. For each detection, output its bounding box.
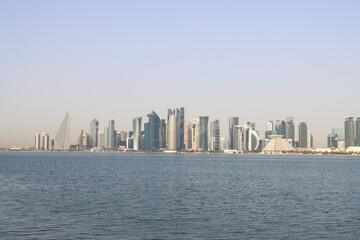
[327,132,338,148]
[192,118,200,150]
[286,117,295,140]
[55,113,71,150]
[89,119,99,148]
[98,130,105,148]
[356,117,360,146]
[144,111,160,151]
[167,111,177,151]
[209,119,220,151]
[184,120,192,150]
[345,117,355,148]
[133,117,142,151]
[35,133,41,150]
[78,130,89,150]
[298,122,308,148]
[42,133,49,151]
[262,135,295,154]
[220,137,229,150]
[167,107,185,150]
[228,117,239,150]
[199,116,209,151]
[275,120,286,138]
[159,119,166,149]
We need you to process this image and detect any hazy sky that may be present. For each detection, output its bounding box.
[1,0,359,147]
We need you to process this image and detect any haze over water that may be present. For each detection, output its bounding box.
[1,153,359,239]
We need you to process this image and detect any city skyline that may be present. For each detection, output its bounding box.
[1,1,359,147]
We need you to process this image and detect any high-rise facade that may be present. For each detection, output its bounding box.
[167,112,177,150]
[209,119,220,151]
[286,117,295,140]
[233,125,243,151]
[199,116,209,151]
[55,113,71,150]
[89,119,99,148]
[133,117,142,151]
[177,107,185,150]
[184,120,192,149]
[298,122,308,148]
[228,117,239,150]
[275,120,286,138]
[144,111,160,151]
[97,130,105,148]
[107,120,116,150]
[356,118,360,146]
[344,117,355,148]
[192,118,200,150]
[43,133,50,150]
[35,133,41,150]
[159,119,166,148]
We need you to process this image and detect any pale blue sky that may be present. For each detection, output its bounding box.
[1,0,359,147]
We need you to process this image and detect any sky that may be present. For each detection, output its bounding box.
[1,0,359,147]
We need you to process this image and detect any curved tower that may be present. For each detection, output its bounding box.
[228,117,239,150]
[168,113,177,150]
[133,117,142,151]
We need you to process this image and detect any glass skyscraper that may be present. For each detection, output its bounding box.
[298,122,308,148]
[209,119,220,151]
[144,111,160,151]
[133,117,142,151]
[345,117,355,148]
[356,117,360,146]
[228,117,239,150]
[89,118,99,148]
[199,116,209,151]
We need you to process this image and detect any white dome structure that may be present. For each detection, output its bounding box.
[262,135,295,154]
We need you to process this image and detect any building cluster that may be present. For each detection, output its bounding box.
[33,111,360,154]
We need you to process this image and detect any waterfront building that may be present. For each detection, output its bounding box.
[345,117,355,148]
[199,116,209,151]
[78,130,89,150]
[192,118,200,150]
[144,111,160,151]
[327,132,338,148]
[356,118,360,146]
[107,120,116,150]
[159,119,166,148]
[286,117,295,140]
[332,128,344,140]
[228,117,239,150]
[167,107,185,150]
[248,128,260,151]
[55,113,71,150]
[167,111,177,150]
[43,133,50,151]
[209,119,220,151]
[275,120,286,138]
[208,137,215,151]
[50,137,55,150]
[233,125,243,151]
[262,135,295,154]
[35,133,41,150]
[104,127,109,149]
[307,128,313,148]
[133,117,142,151]
[89,119,99,148]
[98,130,105,148]
[267,121,274,131]
[126,137,133,149]
[119,131,127,147]
[184,120,192,150]
[298,122,308,148]
[220,137,229,150]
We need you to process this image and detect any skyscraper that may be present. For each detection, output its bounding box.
[97,130,105,148]
[356,117,360,146]
[133,117,142,151]
[89,119,99,148]
[35,133,41,150]
[298,122,308,148]
[345,117,355,148]
[199,116,209,151]
[286,117,295,140]
[209,119,220,151]
[228,117,239,150]
[192,118,200,150]
[233,125,243,151]
[43,133,49,151]
[108,120,116,150]
[275,120,286,138]
[184,120,192,149]
[144,111,160,151]
[167,111,177,150]
[55,113,71,150]
[177,107,185,150]
[159,119,166,148]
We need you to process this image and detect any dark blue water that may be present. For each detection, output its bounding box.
[1,153,360,239]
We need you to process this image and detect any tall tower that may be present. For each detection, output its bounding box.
[133,117,142,151]
[35,133,41,150]
[145,111,160,151]
[286,117,295,140]
[199,116,209,151]
[298,122,308,148]
[192,118,200,150]
[228,117,239,150]
[209,119,220,151]
[108,120,116,150]
[184,120,192,149]
[345,117,355,148]
[55,113,71,150]
[356,117,360,146]
[90,119,99,148]
[168,112,177,150]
